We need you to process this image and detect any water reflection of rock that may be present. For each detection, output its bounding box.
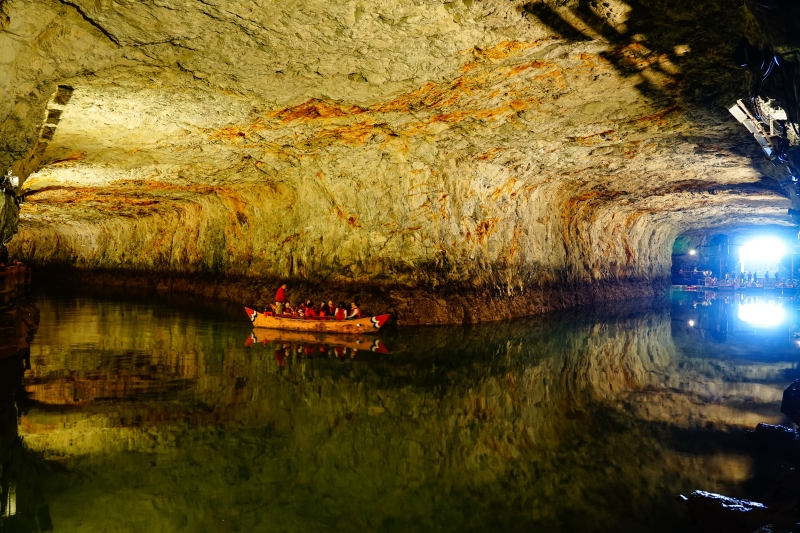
[0,296,45,532]
[15,296,799,532]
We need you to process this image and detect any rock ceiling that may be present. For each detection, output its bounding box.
[0,0,797,318]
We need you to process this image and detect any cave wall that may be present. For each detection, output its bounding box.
[0,0,796,321]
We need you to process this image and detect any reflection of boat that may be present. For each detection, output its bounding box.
[245,307,390,334]
[245,329,389,353]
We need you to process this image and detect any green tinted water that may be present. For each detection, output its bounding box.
[2,289,799,532]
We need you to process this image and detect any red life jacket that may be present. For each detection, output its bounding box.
[305,307,318,319]
[347,307,361,319]
[335,308,346,320]
[275,287,286,303]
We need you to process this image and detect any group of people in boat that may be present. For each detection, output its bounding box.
[267,284,361,320]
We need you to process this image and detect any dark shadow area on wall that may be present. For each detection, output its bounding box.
[522,3,592,43]
[521,0,748,106]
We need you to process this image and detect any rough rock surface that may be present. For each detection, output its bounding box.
[0,0,796,322]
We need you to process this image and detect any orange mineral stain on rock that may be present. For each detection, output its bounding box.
[49,151,85,165]
[314,121,380,145]
[631,105,682,125]
[210,126,248,141]
[507,60,551,77]
[477,148,505,160]
[461,40,548,72]
[474,218,499,243]
[269,98,365,123]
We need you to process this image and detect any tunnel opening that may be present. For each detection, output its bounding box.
[671,228,800,285]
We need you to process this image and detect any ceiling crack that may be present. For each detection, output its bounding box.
[58,0,121,46]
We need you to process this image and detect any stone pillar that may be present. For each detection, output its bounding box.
[0,192,19,247]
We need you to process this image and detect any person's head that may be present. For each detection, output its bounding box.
[350,302,357,309]
[338,301,346,309]
[281,284,287,289]
[328,300,334,307]
[306,299,313,307]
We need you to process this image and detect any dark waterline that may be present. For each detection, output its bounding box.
[3,287,800,532]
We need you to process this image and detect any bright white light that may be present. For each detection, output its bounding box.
[738,302,786,327]
[687,320,695,327]
[688,249,697,256]
[740,237,786,263]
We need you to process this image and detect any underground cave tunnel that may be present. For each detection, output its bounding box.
[4,0,800,531]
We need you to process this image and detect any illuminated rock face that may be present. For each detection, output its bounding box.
[0,0,794,321]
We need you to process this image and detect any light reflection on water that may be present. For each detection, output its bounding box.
[672,291,800,355]
[738,301,787,328]
[2,288,800,533]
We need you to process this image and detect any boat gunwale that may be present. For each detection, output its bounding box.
[245,307,390,334]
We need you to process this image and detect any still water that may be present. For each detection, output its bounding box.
[3,288,800,532]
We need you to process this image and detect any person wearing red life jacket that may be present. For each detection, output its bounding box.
[317,303,329,318]
[346,302,361,320]
[334,301,347,321]
[304,300,318,319]
[273,284,287,314]
[275,284,286,304]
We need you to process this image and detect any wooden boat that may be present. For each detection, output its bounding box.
[245,307,390,334]
[245,329,389,353]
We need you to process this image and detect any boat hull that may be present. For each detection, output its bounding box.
[245,307,389,334]
[245,329,389,353]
